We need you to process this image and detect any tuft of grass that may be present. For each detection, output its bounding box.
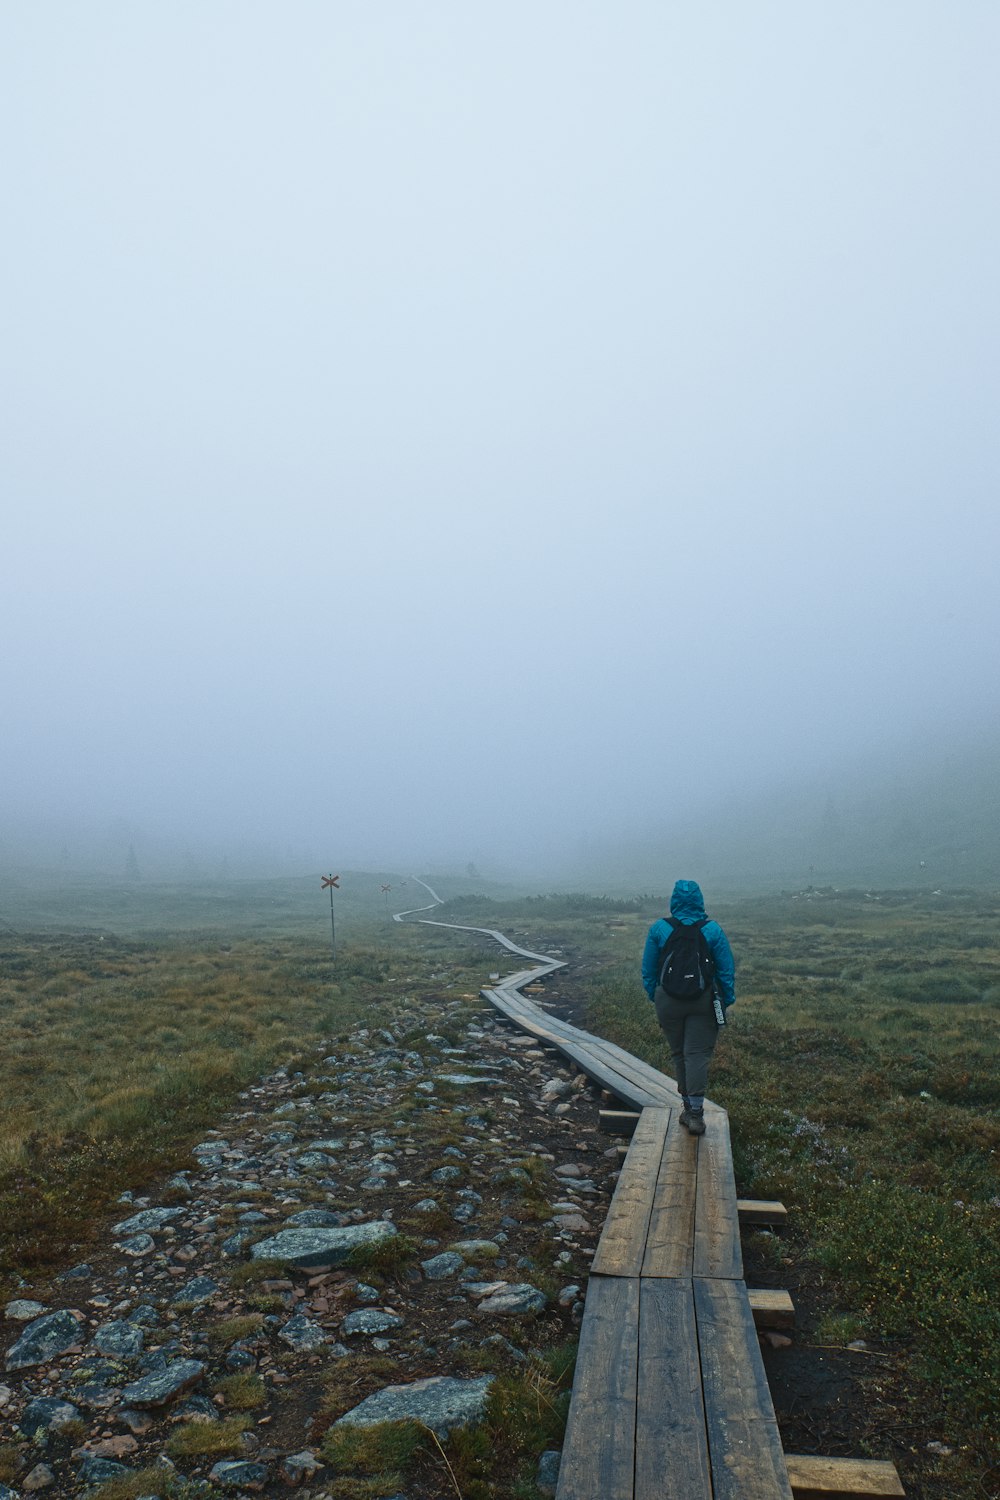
[165,1414,252,1458]
[213,1372,268,1409]
[320,1418,424,1476]
[227,1258,291,1287]
[344,1233,417,1274]
[815,1311,867,1344]
[206,1313,264,1349]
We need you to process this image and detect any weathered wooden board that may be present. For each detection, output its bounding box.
[556,1276,639,1500]
[693,1109,743,1279]
[738,1199,789,1226]
[748,1288,796,1329]
[590,1110,671,1277]
[599,1110,642,1136]
[695,1278,793,1500]
[784,1455,905,1498]
[635,1279,712,1499]
[641,1112,699,1279]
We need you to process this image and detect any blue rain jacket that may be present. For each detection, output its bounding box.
[641,879,736,1007]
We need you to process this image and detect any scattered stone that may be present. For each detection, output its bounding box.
[171,1277,220,1306]
[437,1074,504,1086]
[111,1207,185,1235]
[552,1213,591,1233]
[119,1359,206,1408]
[208,1460,269,1491]
[281,1449,323,1486]
[115,1234,156,1258]
[77,1456,132,1485]
[57,1264,92,1282]
[5,1309,83,1372]
[450,1240,501,1261]
[476,1283,547,1316]
[285,1209,347,1228]
[93,1320,145,1359]
[22,1464,55,1492]
[421,1252,464,1280]
[250,1220,400,1268]
[413,1198,439,1213]
[5,1301,46,1322]
[537,1449,562,1495]
[341,1309,404,1336]
[279,1315,329,1351]
[335,1374,495,1438]
[431,1165,462,1183]
[20,1397,82,1439]
[764,1332,792,1349]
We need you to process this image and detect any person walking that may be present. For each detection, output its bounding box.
[641,879,735,1135]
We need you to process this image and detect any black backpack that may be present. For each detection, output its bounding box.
[659,917,715,998]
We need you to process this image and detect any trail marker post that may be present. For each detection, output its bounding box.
[321,874,340,962]
[381,882,392,918]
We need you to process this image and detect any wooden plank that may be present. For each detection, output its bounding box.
[784,1455,905,1499]
[635,1279,712,1500]
[599,1110,642,1136]
[748,1288,796,1329]
[693,1110,743,1279]
[695,1278,793,1500]
[590,1110,671,1277]
[641,1111,699,1279]
[739,1199,788,1227]
[556,1276,639,1500]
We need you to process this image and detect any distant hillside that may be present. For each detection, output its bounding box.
[573,738,1000,896]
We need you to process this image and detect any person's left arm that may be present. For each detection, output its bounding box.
[706,923,736,1007]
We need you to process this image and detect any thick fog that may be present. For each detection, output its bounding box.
[2,3,998,881]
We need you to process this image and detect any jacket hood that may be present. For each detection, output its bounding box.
[669,879,707,924]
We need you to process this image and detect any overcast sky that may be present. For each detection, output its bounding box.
[2,2,998,874]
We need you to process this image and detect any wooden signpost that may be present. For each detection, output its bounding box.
[321,874,340,962]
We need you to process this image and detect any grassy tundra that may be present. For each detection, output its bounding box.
[1,877,997,1497]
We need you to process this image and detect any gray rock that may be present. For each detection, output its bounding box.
[537,1449,562,1495]
[111,1207,184,1235]
[115,1234,155,1257]
[19,1397,82,1438]
[224,1344,256,1372]
[250,1220,400,1268]
[56,1264,92,1282]
[555,1163,584,1177]
[281,1449,323,1485]
[553,1213,591,1233]
[430,1165,462,1184]
[221,1228,256,1257]
[353,1283,380,1303]
[420,1252,464,1281]
[413,1198,439,1213]
[171,1277,220,1306]
[278,1315,328,1351]
[437,1073,504,1086]
[208,1461,269,1491]
[0,1484,19,1499]
[335,1374,494,1439]
[476,1283,547,1316]
[5,1301,46,1322]
[340,1309,404,1336]
[237,1210,268,1225]
[310,1138,345,1152]
[22,1464,55,1492]
[285,1209,349,1228]
[119,1359,205,1408]
[5,1310,82,1372]
[77,1456,132,1484]
[127,1305,160,1327]
[93,1321,145,1359]
[295,1151,336,1170]
[450,1240,501,1261]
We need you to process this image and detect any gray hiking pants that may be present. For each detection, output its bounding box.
[653,985,720,1105]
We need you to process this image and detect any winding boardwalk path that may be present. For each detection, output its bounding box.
[395,880,793,1500]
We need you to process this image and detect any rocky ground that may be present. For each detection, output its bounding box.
[0,974,623,1499]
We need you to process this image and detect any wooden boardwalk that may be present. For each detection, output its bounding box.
[396,882,903,1500]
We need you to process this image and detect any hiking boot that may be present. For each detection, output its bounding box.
[684,1107,706,1136]
[679,1105,693,1128]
